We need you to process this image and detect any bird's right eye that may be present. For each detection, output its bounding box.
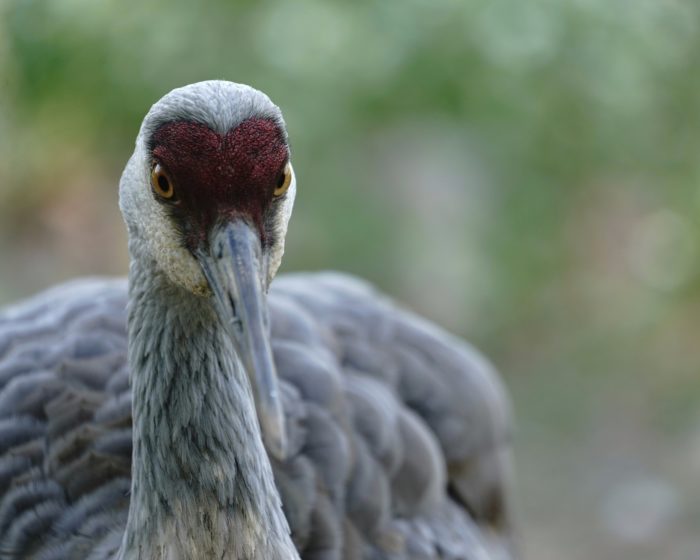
[151,163,176,200]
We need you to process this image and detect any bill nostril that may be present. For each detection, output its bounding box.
[227,292,243,332]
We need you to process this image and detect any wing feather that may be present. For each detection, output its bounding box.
[0,274,514,559]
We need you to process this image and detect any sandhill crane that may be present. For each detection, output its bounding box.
[0,81,515,560]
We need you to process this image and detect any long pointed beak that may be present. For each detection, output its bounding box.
[198,219,286,460]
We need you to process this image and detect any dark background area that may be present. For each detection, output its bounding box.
[1,1,699,558]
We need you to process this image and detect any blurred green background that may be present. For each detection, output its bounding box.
[1,1,699,558]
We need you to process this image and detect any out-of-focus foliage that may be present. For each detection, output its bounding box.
[1,1,699,558]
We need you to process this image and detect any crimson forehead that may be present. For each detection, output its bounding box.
[149,116,289,170]
[144,117,290,244]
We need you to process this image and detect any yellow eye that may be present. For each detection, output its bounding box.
[151,163,175,200]
[274,163,292,197]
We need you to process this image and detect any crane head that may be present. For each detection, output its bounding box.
[119,81,296,459]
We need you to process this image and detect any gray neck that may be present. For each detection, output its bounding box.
[120,247,296,560]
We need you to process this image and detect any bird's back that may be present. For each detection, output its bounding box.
[0,273,514,560]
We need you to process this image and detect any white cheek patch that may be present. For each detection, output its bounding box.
[267,169,296,286]
[142,204,211,296]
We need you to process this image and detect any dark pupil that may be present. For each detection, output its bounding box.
[276,172,286,188]
[157,174,170,192]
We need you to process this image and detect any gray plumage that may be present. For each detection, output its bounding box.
[0,81,515,560]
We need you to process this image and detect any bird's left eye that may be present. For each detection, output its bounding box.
[151,163,176,200]
[274,163,292,197]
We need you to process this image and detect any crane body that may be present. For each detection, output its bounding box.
[0,81,515,560]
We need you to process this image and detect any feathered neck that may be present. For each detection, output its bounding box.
[119,248,297,560]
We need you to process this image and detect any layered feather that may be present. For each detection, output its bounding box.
[0,273,513,559]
